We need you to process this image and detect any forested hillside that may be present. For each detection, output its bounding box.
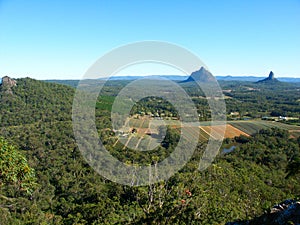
[0,78,300,224]
[0,78,75,126]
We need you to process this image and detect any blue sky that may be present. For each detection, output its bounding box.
[0,0,300,79]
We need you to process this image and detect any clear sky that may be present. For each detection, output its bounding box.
[0,0,300,79]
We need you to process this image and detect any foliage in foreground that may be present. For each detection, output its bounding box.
[0,127,299,224]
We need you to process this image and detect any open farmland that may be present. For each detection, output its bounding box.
[112,118,300,151]
[228,120,300,137]
[200,124,249,139]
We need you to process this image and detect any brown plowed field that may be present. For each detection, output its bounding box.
[200,124,250,140]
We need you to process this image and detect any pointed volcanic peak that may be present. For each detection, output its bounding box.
[256,71,279,84]
[182,67,215,83]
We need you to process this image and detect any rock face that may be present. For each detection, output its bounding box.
[226,199,300,225]
[268,71,275,80]
[2,76,17,87]
[182,67,215,83]
[257,71,279,83]
[1,76,17,94]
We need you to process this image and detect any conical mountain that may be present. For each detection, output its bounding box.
[182,67,215,83]
[257,71,279,83]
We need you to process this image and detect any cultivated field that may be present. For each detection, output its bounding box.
[112,118,300,150]
[200,124,249,139]
[228,120,300,138]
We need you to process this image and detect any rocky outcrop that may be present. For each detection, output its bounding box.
[182,67,215,83]
[226,199,300,225]
[0,76,17,94]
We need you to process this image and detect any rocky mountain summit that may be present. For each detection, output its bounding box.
[226,199,300,225]
[256,71,279,83]
[182,67,215,83]
[0,76,17,94]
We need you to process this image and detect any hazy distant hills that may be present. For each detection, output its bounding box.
[45,72,300,84]
[216,75,300,83]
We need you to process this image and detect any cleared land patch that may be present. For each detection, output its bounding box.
[228,120,300,137]
[112,118,300,150]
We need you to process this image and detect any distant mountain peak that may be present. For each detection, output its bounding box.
[182,67,215,83]
[268,71,275,80]
[256,71,279,83]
